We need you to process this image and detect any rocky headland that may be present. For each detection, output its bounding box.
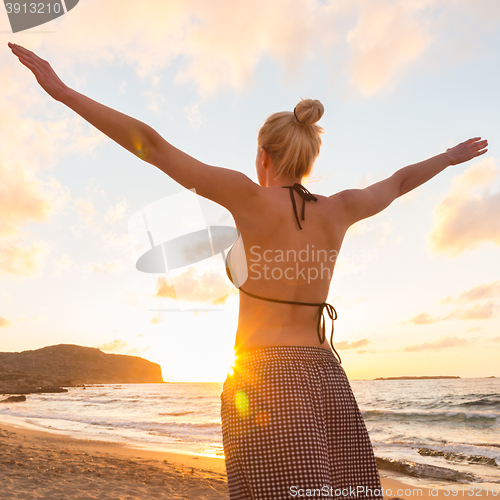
[0,344,163,396]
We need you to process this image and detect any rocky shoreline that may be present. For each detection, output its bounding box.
[0,386,69,403]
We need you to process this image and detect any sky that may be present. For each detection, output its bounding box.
[1,0,499,382]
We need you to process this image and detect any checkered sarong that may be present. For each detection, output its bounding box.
[221,346,383,499]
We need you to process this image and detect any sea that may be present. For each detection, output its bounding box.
[0,378,499,487]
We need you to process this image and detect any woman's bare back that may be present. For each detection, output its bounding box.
[231,185,349,353]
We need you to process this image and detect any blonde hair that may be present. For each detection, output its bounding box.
[258,98,324,180]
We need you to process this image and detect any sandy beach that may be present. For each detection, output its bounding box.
[0,420,482,499]
[0,421,228,499]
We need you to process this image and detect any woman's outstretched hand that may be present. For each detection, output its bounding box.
[8,42,69,102]
[446,137,488,166]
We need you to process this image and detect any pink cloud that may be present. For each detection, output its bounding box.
[444,301,497,321]
[0,238,50,276]
[0,317,13,328]
[428,158,500,257]
[346,0,434,95]
[405,312,438,325]
[439,281,500,304]
[95,339,151,356]
[154,272,233,305]
[336,338,370,350]
[403,335,469,352]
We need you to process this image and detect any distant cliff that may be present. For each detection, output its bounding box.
[0,344,163,393]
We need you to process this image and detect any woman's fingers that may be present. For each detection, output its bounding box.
[10,44,39,71]
[473,143,488,157]
[447,138,488,165]
[9,43,44,68]
[9,44,34,64]
[9,42,38,58]
[467,138,488,154]
[8,42,68,101]
[18,56,36,71]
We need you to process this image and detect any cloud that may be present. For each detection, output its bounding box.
[95,339,151,356]
[96,339,128,352]
[141,91,165,115]
[121,290,141,307]
[3,0,498,105]
[404,302,496,325]
[155,276,177,300]
[74,199,97,227]
[0,238,50,277]
[3,0,500,106]
[83,261,123,274]
[444,301,497,321]
[440,281,500,304]
[0,163,52,238]
[0,317,13,328]
[346,0,435,95]
[12,0,332,96]
[154,271,233,305]
[403,335,469,352]
[336,338,370,350]
[103,198,129,225]
[405,312,438,325]
[184,104,204,129]
[51,254,76,277]
[404,281,499,325]
[0,46,106,279]
[427,158,500,257]
[69,181,133,260]
[151,312,165,325]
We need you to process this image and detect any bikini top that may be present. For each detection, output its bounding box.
[225,183,341,364]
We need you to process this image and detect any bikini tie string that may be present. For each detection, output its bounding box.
[283,183,318,230]
[318,302,341,364]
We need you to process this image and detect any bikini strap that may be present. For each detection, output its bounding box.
[238,286,341,364]
[282,183,318,230]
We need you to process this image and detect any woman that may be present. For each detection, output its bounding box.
[8,43,488,499]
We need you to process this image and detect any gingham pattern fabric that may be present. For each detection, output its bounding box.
[221,346,383,500]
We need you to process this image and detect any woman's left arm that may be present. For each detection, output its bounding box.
[8,43,260,213]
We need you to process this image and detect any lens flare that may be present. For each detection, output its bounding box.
[131,133,149,161]
[235,390,249,417]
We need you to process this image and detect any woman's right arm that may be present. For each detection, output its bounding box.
[332,137,488,226]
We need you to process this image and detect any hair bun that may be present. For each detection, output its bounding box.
[293,98,324,125]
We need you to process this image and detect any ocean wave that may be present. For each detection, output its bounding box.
[362,409,500,422]
[454,397,500,408]
[0,409,221,433]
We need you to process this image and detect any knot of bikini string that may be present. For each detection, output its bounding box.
[318,302,342,364]
[291,183,318,202]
